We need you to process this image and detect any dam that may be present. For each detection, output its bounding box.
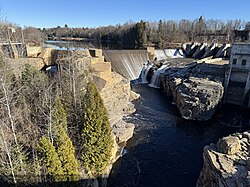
[105,45,250,187]
[6,40,250,108]
[103,50,148,80]
[103,48,185,81]
[2,41,250,186]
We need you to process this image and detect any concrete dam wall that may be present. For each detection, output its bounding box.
[103,50,148,80]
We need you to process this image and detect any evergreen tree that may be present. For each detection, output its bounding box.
[36,136,63,180]
[52,97,79,180]
[135,20,147,48]
[81,81,112,176]
[52,97,68,132]
[157,20,163,48]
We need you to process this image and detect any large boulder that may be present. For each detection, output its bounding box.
[175,77,224,120]
[159,60,227,121]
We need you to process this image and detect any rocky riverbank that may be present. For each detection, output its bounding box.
[158,59,228,120]
[197,131,250,187]
[100,72,139,176]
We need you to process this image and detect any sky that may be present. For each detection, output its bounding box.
[1,0,250,28]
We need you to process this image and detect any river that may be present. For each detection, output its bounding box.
[108,84,249,187]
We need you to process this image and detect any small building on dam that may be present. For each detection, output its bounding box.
[224,43,250,107]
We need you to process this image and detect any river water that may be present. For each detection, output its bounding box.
[108,84,249,187]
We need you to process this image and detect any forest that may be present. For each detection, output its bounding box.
[0,17,249,49]
[43,17,250,48]
[0,52,113,186]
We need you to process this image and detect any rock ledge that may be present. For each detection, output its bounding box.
[197,132,250,187]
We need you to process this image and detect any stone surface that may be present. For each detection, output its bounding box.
[92,62,112,84]
[192,43,208,59]
[101,72,139,126]
[201,43,218,58]
[100,71,139,178]
[215,44,231,58]
[197,132,250,187]
[160,60,227,120]
[112,120,135,144]
[176,77,224,120]
[217,136,241,155]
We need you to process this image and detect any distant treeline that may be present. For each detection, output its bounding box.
[1,17,249,48]
[42,17,250,49]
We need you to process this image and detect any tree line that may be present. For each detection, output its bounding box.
[42,17,249,49]
[0,52,113,186]
[0,17,249,49]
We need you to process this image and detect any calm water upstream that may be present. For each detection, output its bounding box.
[108,84,249,187]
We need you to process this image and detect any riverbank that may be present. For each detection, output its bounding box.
[197,131,250,187]
[108,84,249,187]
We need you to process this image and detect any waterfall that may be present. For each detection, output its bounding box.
[148,65,168,88]
[140,62,153,83]
[103,50,148,80]
[154,49,168,61]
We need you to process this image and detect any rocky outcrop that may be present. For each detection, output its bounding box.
[101,71,139,150]
[112,120,135,144]
[99,72,139,183]
[176,77,224,120]
[160,61,227,120]
[197,132,250,187]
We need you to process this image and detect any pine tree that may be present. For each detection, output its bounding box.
[52,97,79,180]
[157,20,163,48]
[36,136,63,180]
[135,20,147,48]
[81,81,112,176]
[52,97,68,132]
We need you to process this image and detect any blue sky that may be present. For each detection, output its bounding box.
[1,0,250,28]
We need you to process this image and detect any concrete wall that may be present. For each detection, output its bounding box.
[230,44,250,70]
[230,71,248,82]
[224,43,250,107]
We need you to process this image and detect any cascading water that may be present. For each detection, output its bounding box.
[104,50,148,80]
[148,64,168,88]
[139,61,153,83]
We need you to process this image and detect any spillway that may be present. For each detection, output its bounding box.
[154,49,184,61]
[154,49,168,60]
[104,50,148,80]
